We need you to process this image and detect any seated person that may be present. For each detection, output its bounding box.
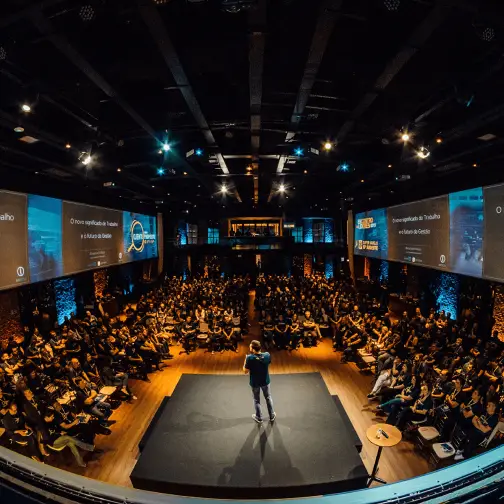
[289,314,301,350]
[455,400,499,460]
[341,329,367,363]
[100,358,137,401]
[208,320,224,354]
[394,382,433,430]
[302,311,319,347]
[75,378,113,425]
[262,315,275,350]
[374,374,420,423]
[223,316,238,352]
[274,314,288,350]
[180,316,197,355]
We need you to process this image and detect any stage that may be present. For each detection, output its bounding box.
[130,373,368,498]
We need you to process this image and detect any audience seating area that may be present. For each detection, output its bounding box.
[0,272,502,472]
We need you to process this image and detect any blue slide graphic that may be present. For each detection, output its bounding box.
[449,187,483,278]
[122,212,158,262]
[28,194,63,283]
[354,208,388,259]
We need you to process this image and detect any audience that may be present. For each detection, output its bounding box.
[0,270,502,471]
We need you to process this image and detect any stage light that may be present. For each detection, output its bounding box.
[279,184,286,193]
[158,149,163,154]
[162,143,171,152]
[361,179,365,183]
[303,169,308,174]
[195,148,203,156]
[14,126,24,133]
[82,155,92,166]
[384,0,400,11]
[387,164,392,168]
[417,146,430,159]
[435,137,443,144]
[323,142,332,151]
[401,132,410,142]
[117,168,122,172]
[338,163,349,172]
[473,163,478,167]
[79,5,95,21]
[294,147,304,157]
[221,184,228,194]
[21,104,31,113]
[65,143,71,149]
[183,171,188,175]
[157,167,165,175]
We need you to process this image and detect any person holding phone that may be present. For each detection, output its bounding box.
[243,340,276,424]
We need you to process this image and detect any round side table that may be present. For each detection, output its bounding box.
[365,423,402,486]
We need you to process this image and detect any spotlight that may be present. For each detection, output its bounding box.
[337,163,349,172]
[14,127,24,133]
[221,184,228,194]
[195,148,203,156]
[79,5,95,22]
[82,155,92,166]
[294,147,304,157]
[21,104,31,113]
[473,163,478,168]
[162,143,171,152]
[361,179,365,183]
[0,47,6,61]
[323,141,332,151]
[303,169,308,174]
[435,137,443,144]
[417,146,430,159]
[387,164,393,168]
[278,184,286,193]
[65,143,71,149]
[401,132,410,142]
[183,171,187,175]
[384,0,400,11]
[117,167,122,172]
[157,167,165,175]
[158,149,163,154]
[246,165,252,171]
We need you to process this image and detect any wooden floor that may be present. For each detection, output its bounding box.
[55,293,430,491]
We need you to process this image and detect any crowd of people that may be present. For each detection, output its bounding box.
[0,275,250,466]
[0,270,502,470]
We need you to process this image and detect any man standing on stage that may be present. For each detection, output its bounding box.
[243,340,276,424]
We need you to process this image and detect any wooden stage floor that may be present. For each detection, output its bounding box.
[55,295,430,490]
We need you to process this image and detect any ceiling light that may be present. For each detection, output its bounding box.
[14,126,24,133]
[82,155,92,166]
[417,146,430,159]
[323,141,332,151]
[387,164,392,168]
[79,5,95,22]
[401,132,410,142]
[221,184,228,194]
[473,163,478,168]
[361,179,365,183]
[152,185,155,188]
[195,148,203,156]
[278,184,286,193]
[0,47,6,61]
[480,27,495,42]
[435,138,443,144]
[162,143,171,152]
[65,143,71,149]
[158,149,163,154]
[303,169,308,174]
[21,104,31,113]
[246,165,252,171]
[337,163,349,172]
[157,167,165,175]
[20,136,38,144]
[294,147,304,157]
[117,167,122,172]
[478,133,496,141]
[183,171,187,175]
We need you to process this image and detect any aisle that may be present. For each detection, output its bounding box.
[55,291,429,489]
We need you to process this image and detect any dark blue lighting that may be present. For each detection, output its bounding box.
[294,147,304,157]
[195,148,203,156]
[157,167,165,175]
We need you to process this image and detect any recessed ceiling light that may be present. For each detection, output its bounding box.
[183,172,187,175]
[21,104,31,113]
[65,143,71,149]
[19,135,38,144]
[14,126,24,133]
[435,138,443,144]
[478,133,496,141]
[387,164,392,168]
[117,168,121,172]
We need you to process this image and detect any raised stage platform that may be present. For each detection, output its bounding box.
[130,373,368,498]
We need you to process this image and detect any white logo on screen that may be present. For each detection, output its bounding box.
[0,213,15,221]
[16,266,25,277]
[440,255,446,264]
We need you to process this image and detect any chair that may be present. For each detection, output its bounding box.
[430,425,466,467]
[197,322,210,348]
[414,411,445,453]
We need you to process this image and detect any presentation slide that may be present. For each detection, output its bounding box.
[449,188,484,278]
[483,184,504,282]
[354,208,388,259]
[0,191,29,290]
[28,195,63,283]
[123,212,158,263]
[62,202,123,276]
[387,196,449,270]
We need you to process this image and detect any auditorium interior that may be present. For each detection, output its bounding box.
[1,1,504,503]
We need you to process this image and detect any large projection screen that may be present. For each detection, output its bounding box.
[0,190,158,292]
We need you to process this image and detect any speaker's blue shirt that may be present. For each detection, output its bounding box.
[245,352,271,388]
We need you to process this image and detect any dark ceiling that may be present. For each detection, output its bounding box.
[2,0,504,219]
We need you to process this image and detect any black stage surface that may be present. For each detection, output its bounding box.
[130,373,368,498]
